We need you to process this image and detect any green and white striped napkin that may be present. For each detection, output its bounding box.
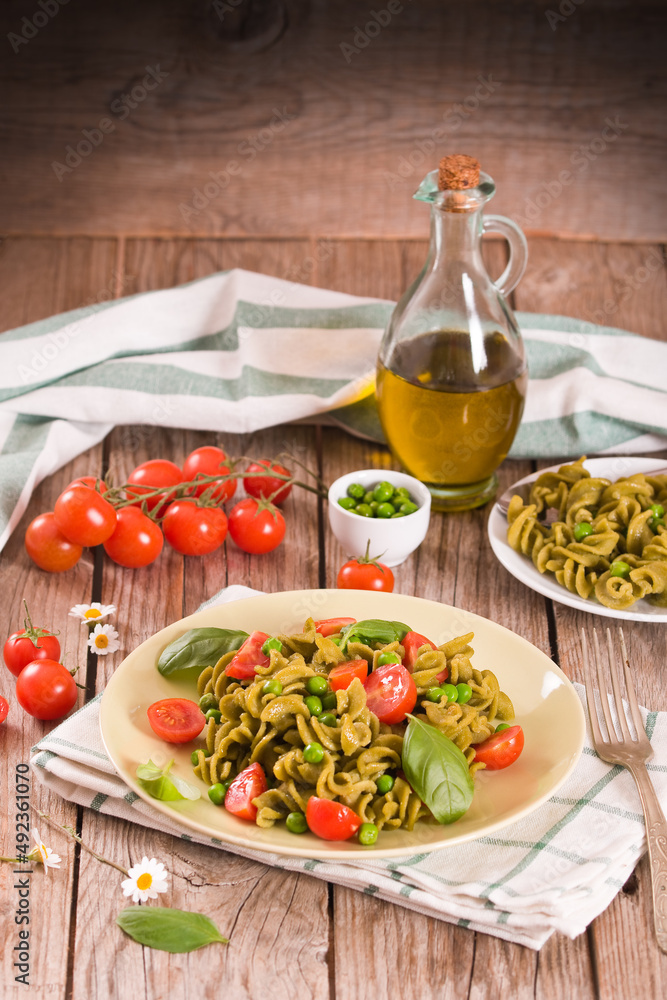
[30,585,667,951]
[2,268,667,552]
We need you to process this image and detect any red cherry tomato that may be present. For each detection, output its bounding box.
[337,556,394,592]
[243,460,292,505]
[147,698,206,743]
[224,762,267,821]
[402,631,436,670]
[363,663,417,724]
[228,499,285,554]
[15,659,77,720]
[25,512,83,573]
[226,632,270,680]
[0,696,8,724]
[306,797,361,841]
[103,507,163,568]
[126,459,183,515]
[4,630,61,678]
[473,725,525,770]
[329,659,368,691]
[313,617,357,637]
[182,446,236,504]
[162,501,228,556]
[54,484,117,547]
[66,476,108,493]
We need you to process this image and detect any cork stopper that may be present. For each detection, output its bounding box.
[438,154,480,191]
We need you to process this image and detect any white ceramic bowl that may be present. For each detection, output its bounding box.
[328,469,431,567]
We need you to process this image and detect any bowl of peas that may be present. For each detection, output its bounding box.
[328,469,431,567]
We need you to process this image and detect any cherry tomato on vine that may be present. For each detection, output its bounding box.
[16,659,77,721]
[224,762,267,822]
[337,551,394,592]
[182,446,236,504]
[126,459,183,515]
[25,512,83,573]
[103,507,163,568]
[306,797,361,841]
[0,696,8,724]
[228,498,285,554]
[162,501,228,556]
[473,725,524,770]
[147,698,206,743]
[54,484,117,547]
[363,663,417,724]
[243,460,293,505]
[66,476,108,493]
[4,616,61,678]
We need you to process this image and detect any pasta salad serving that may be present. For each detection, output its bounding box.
[506,457,667,611]
[145,616,524,847]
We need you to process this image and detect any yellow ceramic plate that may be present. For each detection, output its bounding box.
[100,590,585,859]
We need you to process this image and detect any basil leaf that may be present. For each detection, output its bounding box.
[157,627,249,677]
[136,759,200,802]
[339,619,411,652]
[117,907,228,952]
[401,715,474,824]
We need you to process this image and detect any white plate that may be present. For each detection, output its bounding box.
[100,590,585,859]
[488,458,667,622]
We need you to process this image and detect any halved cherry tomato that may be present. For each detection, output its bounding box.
[363,663,417,724]
[306,796,361,841]
[243,460,292,505]
[162,500,228,556]
[182,446,236,504]
[224,762,267,821]
[0,696,8,724]
[473,725,524,770]
[329,659,368,691]
[4,629,61,678]
[103,507,163,568]
[54,484,117,547]
[228,498,285,554]
[25,512,83,573]
[16,659,77,720]
[402,630,447,683]
[313,617,356,637]
[146,698,206,743]
[66,476,108,493]
[126,459,183,515]
[225,631,270,679]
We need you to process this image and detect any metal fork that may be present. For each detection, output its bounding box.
[582,628,667,952]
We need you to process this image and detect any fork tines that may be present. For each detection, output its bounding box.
[581,627,648,749]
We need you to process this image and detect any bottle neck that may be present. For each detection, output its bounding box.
[427,203,485,273]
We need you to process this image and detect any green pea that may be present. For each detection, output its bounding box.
[391,511,406,518]
[208,783,227,806]
[262,678,283,696]
[321,690,337,711]
[191,750,201,765]
[198,693,218,713]
[650,517,665,532]
[338,496,357,511]
[262,636,282,655]
[373,481,395,503]
[355,503,374,517]
[358,822,379,846]
[650,503,665,518]
[376,502,395,518]
[363,490,375,504]
[610,560,631,578]
[456,683,472,704]
[319,713,337,727]
[305,695,323,716]
[495,723,511,733]
[376,774,394,795]
[369,501,379,514]
[377,651,402,666]
[328,634,342,648]
[347,483,366,500]
[395,486,411,499]
[306,675,329,696]
[391,494,406,510]
[573,522,594,541]
[442,683,458,703]
[303,742,324,764]
[425,687,445,703]
[205,708,222,723]
[399,501,419,515]
[286,811,308,834]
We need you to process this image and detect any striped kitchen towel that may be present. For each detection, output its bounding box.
[29,585,667,952]
[1,268,666,552]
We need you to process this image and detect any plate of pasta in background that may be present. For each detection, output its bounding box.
[100,590,585,859]
[488,457,667,622]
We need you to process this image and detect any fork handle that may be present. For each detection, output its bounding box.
[629,764,667,953]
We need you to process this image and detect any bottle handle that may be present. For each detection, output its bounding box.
[482,214,528,297]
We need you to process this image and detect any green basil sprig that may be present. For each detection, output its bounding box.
[339,619,411,653]
[401,715,474,824]
[136,759,200,802]
[117,907,228,952]
[157,627,249,677]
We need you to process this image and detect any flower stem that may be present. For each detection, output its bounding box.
[34,810,129,876]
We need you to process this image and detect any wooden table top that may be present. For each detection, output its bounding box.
[0,233,665,999]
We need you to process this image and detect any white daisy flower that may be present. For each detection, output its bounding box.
[70,602,116,624]
[87,623,120,656]
[121,857,169,902]
[31,829,62,871]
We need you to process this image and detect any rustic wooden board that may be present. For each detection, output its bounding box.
[1,1,665,240]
